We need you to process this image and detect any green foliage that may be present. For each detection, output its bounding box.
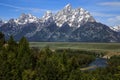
[108,56,120,66]
[0,36,34,80]
[22,69,36,80]
[7,35,18,52]
[18,37,30,54]
[0,34,120,80]
[0,32,5,48]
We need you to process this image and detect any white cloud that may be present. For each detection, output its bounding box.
[0,3,56,13]
[108,16,120,21]
[98,2,120,7]
[107,16,120,26]
[91,12,115,17]
[0,3,20,9]
[91,12,120,26]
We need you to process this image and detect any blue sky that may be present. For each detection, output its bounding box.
[0,0,120,26]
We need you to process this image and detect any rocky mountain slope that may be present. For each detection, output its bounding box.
[110,25,120,32]
[0,4,120,42]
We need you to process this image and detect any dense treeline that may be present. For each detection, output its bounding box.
[0,32,120,80]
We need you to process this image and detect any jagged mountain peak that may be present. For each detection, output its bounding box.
[54,4,95,27]
[0,4,96,28]
[46,11,53,16]
[42,11,54,24]
[42,11,53,21]
[1,4,119,42]
[14,13,38,24]
[40,4,95,27]
[63,3,72,12]
[65,3,71,8]
[59,4,72,14]
[43,11,53,18]
[19,13,37,20]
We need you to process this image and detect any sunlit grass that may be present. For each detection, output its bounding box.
[30,42,120,52]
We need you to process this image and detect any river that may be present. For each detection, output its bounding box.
[88,58,108,70]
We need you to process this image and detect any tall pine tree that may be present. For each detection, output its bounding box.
[17,37,33,70]
[7,35,18,52]
[0,32,5,48]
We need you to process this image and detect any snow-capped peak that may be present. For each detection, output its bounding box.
[1,4,96,29]
[14,13,38,24]
[40,11,55,26]
[64,3,72,11]
[65,3,71,8]
[54,4,95,27]
[42,11,53,21]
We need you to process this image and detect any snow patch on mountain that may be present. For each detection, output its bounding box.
[54,4,95,27]
[14,13,39,25]
[42,11,53,21]
[0,4,100,42]
[110,25,120,32]
[0,4,95,29]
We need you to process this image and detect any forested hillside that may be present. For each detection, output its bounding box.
[0,32,120,80]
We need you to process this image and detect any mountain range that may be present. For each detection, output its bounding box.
[0,4,120,42]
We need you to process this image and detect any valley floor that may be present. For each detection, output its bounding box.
[30,42,120,57]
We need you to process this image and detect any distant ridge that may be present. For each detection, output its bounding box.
[0,4,120,42]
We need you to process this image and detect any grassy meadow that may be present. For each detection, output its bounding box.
[30,42,120,52]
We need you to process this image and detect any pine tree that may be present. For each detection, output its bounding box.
[17,37,33,70]
[0,32,5,48]
[8,36,16,45]
[7,35,18,52]
[18,37,30,54]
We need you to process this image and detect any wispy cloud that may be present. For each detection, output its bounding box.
[0,3,56,13]
[91,12,115,17]
[108,16,120,21]
[98,2,120,7]
[0,3,24,10]
[91,12,120,26]
[107,16,120,26]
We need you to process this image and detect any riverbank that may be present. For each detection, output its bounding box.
[80,58,108,71]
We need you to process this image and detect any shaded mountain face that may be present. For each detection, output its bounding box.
[28,22,58,42]
[69,22,120,42]
[0,4,120,42]
[48,23,74,42]
[0,19,5,27]
[0,22,39,40]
